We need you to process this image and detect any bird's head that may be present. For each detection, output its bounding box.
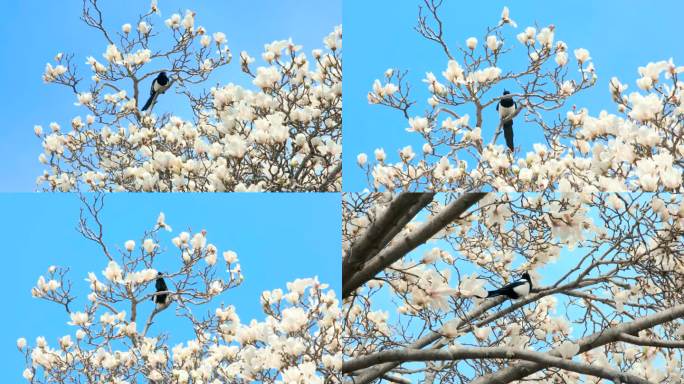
[503,89,511,95]
[521,272,531,281]
[157,272,163,276]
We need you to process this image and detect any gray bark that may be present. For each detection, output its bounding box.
[343,192,487,298]
[470,303,684,384]
[345,347,654,384]
[343,193,434,287]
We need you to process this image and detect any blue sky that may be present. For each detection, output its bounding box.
[344,0,684,190]
[0,193,341,380]
[0,0,341,191]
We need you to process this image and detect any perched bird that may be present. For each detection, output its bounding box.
[153,272,169,308]
[486,272,532,299]
[141,71,170,111]
[497,90,517,152]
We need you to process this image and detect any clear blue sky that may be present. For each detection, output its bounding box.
[343,0,684,190]
[0,0,341,191]
[0,193,341,380]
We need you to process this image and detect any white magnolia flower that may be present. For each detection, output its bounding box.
[22,369,33,380]
[124,240,135,252]
[143,238,157,254]
[213,32,227,45]
[209,280,223,295]
[252,66,281,89]
[459,274,487,298]
[466,37,477,50]
[560,80,575,96]
[443,60,465,84]
[156,212,172,231]
[138,21,150,34]
[43,63,67,82]
[223,250,238,263]
[486,35,499,51]
[205,251,217,266]
[474,326,492,340]
[574,48,591,63]
[165,13,181,29]
[200,35,211,48]
[47,279,60,291]
[558,340,579,359]
[67,312,91,327]
[36,336,47,348]
[555,51,568,66]
[182,10,195,30]
[103,261,124,283]
[191,232,206,250]
[103,44,122,63]
[537,27,554,47]
[357,153,368,166]
[499,6,517,28]
[628,92,661,122]
[280,307,308,332]
[148,370,163,381]
[406,117,430,133]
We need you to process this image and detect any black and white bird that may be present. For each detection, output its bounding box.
[486,272,532,300]
[141,71,170,111]
[496,90,517,152]
[153,272,169,308]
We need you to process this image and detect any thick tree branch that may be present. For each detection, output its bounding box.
[344,347,654,384]
[342,192,486,299]
[345,279,598,384]
[471,303,684,384]
[343,192,435,282]
[617,332,684,349]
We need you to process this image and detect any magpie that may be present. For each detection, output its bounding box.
[496,90,517,152]
[153,272,169,308]
[486,272,532,300]
[141,71,170,111]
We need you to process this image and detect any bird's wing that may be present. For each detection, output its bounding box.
[156,279,167,290]
[496,102,499,111]
[502,280,526,290]
[149,79,157,96]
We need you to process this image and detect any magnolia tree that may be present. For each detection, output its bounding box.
[357,0,684,192]
[17,196,341,383]
[36,0,342,192]
[342,192,684,383]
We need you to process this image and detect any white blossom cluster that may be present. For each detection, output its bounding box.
[35,1,341,192]
[19,211,341,383]
[358,6,684,193]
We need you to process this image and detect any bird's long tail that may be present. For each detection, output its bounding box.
[486,289,504,298]
[503,122,514,152]
[141,93,155,111]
